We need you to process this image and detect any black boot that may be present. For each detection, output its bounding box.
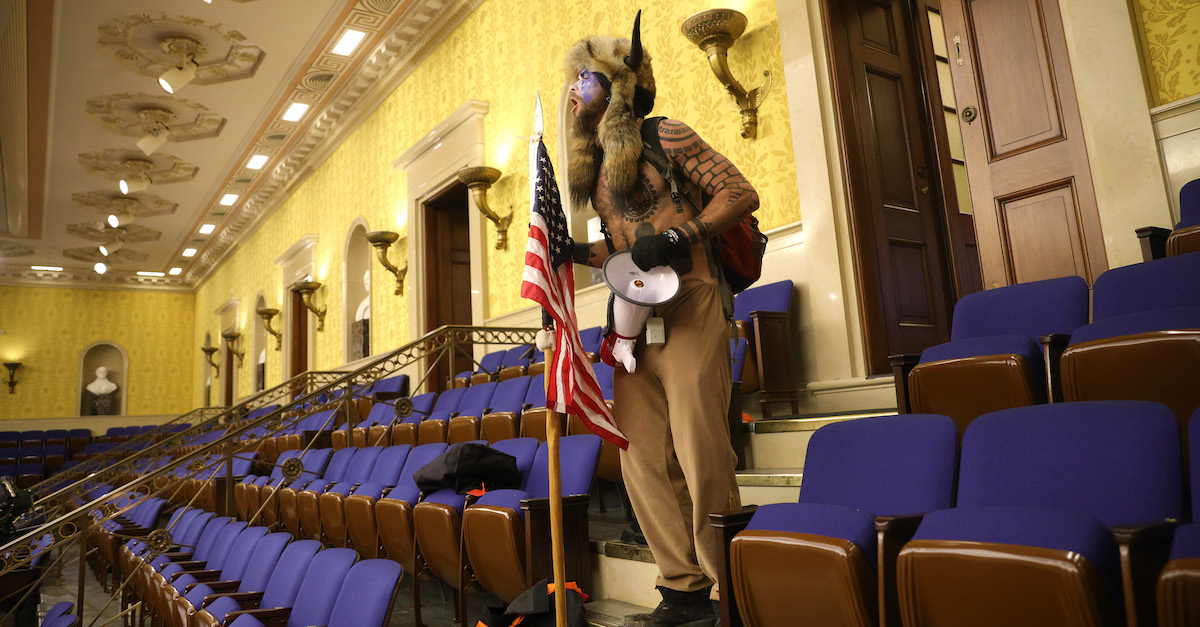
[624,586,717,627]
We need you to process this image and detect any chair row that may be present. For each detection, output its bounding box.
[1138,177,1200,260]
[893,252,1200,452]
[718,400,1200,627]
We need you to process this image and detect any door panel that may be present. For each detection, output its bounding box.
[941,0,1106,288]
[999,180,1086,282]
[968,0,1064,157]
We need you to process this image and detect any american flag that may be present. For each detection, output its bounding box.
[521,140,627,449]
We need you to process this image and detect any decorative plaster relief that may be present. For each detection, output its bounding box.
[85,92,225,141]
[0,241,33,258]
[66,222,161,245]
[96,13,264,85]
[62,247,149,264]
[77,149,198,184]
[71,191,178,219]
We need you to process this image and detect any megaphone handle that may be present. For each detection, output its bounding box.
[668,254,692,277]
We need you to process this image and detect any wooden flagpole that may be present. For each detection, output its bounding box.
[544,341,568,627]
[533,91,568,627]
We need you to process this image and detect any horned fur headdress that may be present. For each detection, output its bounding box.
[564,11,656,209]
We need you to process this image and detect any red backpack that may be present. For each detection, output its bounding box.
[640,117,766,293]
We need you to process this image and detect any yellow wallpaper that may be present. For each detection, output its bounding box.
[1137,0,1200,106]
[193,0,800,404]
[0,286,194,419]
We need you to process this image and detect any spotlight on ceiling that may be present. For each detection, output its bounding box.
[107,213,133,229]
[119,175,150,195]
[136,122,170,156]
[99,238,124,257]
[159,56,199,94]
[94,262,107,275]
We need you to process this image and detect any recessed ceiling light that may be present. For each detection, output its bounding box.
[332,29,367,56]
[182,248,197,258]
[94,262,107,275]
[169,267,182,276]
[246,155,269,170]
[199,223,216,235]
[219,194,239,206]
[137,271,165,277]
[31,265,62,272]
[281,103,309,122]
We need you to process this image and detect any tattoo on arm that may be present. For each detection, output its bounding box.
[676,217,712,245]
[658,120,760,234]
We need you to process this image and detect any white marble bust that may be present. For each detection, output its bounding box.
[354,270,371,322]
[87,366,118,395]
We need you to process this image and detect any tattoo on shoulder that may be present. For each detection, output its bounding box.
[634,223,655,239]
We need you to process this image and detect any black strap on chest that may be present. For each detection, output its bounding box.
[638,117,733,319]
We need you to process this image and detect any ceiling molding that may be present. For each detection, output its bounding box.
[96,13,265,85]
[0,262,189,291]
[185,0,485,287]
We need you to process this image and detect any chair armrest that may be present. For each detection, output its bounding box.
[888,354,921,414]
[1135,226,1171,262]
[1113,519,1181,627]
[162,551,194,561]
[202,590,264,609]
[875,514,926,627]
[170,560,208,572]
[181,570,225,586]
[200,580,242,593]
[709,506,759,627]
[220,606,291,627]
[1039,334,1071,403]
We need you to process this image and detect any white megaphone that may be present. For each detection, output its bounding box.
[601,250,681,373]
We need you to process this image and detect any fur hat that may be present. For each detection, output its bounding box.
[563,12,655,208]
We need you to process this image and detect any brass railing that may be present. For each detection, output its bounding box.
[0,324,537,587]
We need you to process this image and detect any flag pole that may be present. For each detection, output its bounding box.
[533,92,569,627]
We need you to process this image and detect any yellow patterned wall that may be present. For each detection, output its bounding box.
[1137,0,1200,106]
[193,0,799,404]
[0,286,194,419]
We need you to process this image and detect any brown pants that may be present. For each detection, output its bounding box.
[613,278,741,593]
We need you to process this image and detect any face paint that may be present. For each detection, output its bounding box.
[573,70,604,105]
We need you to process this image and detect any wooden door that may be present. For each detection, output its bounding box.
[289,290,308,379]
[826,0,955,373]
[939,0,1106,288]
[911,0,983,297]
[422,182,473,392]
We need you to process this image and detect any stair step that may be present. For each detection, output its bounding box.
[744,408,896,433]
[737,467,803,505]
[744,409,894,469]
[585,598,655,626]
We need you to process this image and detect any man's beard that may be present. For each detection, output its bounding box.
[571,95,607,142]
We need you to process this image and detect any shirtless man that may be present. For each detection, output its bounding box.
[564,14,759,627]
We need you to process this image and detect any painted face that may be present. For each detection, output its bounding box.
[572,70,605,105]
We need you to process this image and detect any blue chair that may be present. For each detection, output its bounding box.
[318,444,411,548]
[458,349,508,387]
[497,344,536,381]
[897,401,1183,626]
[168,531,291,627]
[381,391,439,447]
[905,275,1089,435]
[188,539,323,627]
[361,442,450,560]
[414,438,541,623]
[443,381,506,444]
[479,375,535,443]
[1158,406,1200,627]
[225,556,400,627]
[208,547,357,627]
[1061,252,1200,475]
[464,434,603,603]
[731,280,794,409]
[724,414,957,627]
[296,447,383,541]
[579,326,603,361]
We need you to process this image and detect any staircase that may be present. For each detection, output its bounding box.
[581,407,895,625]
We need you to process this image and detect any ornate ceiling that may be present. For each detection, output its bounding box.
[0,0,479,290]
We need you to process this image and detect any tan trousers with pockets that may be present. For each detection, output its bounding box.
[613,278,741,593]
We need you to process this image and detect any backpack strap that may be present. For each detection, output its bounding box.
[639,118,734,320]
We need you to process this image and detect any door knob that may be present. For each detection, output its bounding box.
[962,106,979,124]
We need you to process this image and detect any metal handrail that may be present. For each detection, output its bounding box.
[0,324,538,575]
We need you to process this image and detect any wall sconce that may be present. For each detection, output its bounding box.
[3,363,20,394]
[366,231,407,295]
[256,307,282,351]
[201,346,220,378]
[456,166,512,250]
[682,9,773,139]
[221,330,245,367]
[290,281,327,331]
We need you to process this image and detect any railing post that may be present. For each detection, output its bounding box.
[77,516,88,617]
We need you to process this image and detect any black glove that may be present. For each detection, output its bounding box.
[630,227,688,271]
[571,240,592,265]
